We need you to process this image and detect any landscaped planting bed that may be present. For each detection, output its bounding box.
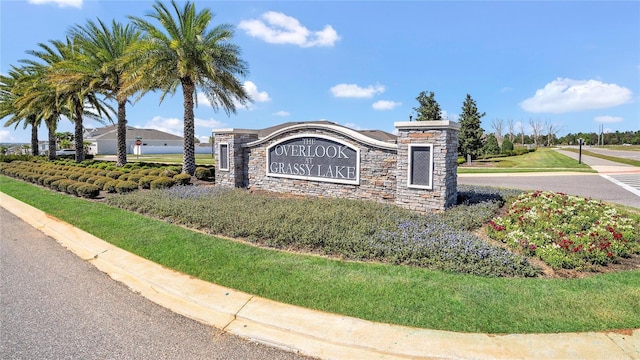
[487,190,639,270]
[0,158,215,197]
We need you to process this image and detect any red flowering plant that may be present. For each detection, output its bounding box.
[487,191,639,270]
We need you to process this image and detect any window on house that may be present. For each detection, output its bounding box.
[407,144,433,189]
[219,143,229,171]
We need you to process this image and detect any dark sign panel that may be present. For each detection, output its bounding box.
[267,136,359,184]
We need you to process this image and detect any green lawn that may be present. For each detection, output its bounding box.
[458,148,596,173]
[95,153,215,165]
[2,175,638,334]
[562,148,640,167]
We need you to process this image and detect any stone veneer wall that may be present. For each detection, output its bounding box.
[213,121,459,213]
[394,121,460,212]
[213,130,258,187]
[246,128,397,203]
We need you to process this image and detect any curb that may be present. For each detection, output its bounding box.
[1,192,639,360]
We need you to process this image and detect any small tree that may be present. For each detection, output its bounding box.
[413,90,442,121]
[458,94,485,160]
[501,138,514,153]
[483,133,500,156]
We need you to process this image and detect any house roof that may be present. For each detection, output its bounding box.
[84,125,183,141]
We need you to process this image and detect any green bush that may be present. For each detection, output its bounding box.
[54,179,77,193]
[173,173,192,185]
[150,176,176,189]
[77,184,101,198]
[160,169,179,178]
[115,180,138,194]
[92,176,112,189]
[195,167,212,180]
[126,174,144,184]
[104,180,119,193]
[501,138,514,153]
[66,182,84,196]
[139,176,158,189]
[106,171,123,179]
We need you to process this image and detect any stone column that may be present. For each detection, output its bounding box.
[394,121,460,212]
[212,129,259,187]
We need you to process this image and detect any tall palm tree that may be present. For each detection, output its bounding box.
[127,0,251,175]
[0,66,41,156]
[45,38,113,162]
[68,19,141,167]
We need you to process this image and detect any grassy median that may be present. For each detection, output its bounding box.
[1,175,639,334]
[458,148,596,173]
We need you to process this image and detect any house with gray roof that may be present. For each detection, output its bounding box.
[84,126,184,155]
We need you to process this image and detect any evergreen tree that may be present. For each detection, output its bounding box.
[501,138,514,153]
[413,90,442,121]
[483,133,500,156]
[458,94,485,159]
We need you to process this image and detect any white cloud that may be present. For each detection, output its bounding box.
[372,100,402,111]
[594,115,624,123]
[273,110,290,117]
[0,129,15,143]
[143,116,226,139]
[143,116,183,137]
[28,0,82,8]
[239,11,340,48]
[198,81,269,111]
[244,81,270,103]
[441,110,459,121]
[342,122,364,130]
[520,78,632,113]
[330,83,385,98]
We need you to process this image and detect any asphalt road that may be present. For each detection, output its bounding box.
[0,207,315,360]
[459,173,640,208]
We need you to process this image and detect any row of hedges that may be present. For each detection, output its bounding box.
[0,160,213,198]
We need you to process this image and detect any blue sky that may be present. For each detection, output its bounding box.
[1,0,639,144]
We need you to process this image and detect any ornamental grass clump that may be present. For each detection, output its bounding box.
[487,190,640,270]
[107,185,537,277]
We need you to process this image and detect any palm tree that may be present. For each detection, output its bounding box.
[0,66,41,156]
[45,38,113,162]
[68,19,141,167]
[18,41,81,161]
[127,0,251,175]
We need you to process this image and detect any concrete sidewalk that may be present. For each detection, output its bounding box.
[1,192,638,360]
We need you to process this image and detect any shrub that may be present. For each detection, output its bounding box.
[501,138,514,153]
[106,171,123,179]
[173,173,192,185]
[66,182,84,196]
[115,180,138,194]
[126,174,144,184]
[77,184,101,198]
[160,169,179,178]
[54,179,77,193]
[104,180,119,193]
[150,176,176,189]
[138,176,158,189]
[92,176,112,189]
[195,167,212,180]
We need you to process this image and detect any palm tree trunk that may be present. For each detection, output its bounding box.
[116,99,127,167]
[74,105,84,163]
[182,78,196,176]
[46,119,57,161]
[30,122,39,156]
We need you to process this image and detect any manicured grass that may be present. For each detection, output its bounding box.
[95,153,216,165]
[562,148,640,167]
[458,148,596,173]
[1,175,639,334]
